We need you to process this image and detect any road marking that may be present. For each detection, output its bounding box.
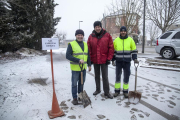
[109,66,180,92]
[86,71,174,120]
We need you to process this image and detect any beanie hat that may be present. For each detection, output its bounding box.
[120,26,127,32]
[75,29,84,36]
[93,21,102,28]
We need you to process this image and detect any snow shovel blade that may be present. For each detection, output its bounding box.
[128,91,142,104]
[79,90,91,108]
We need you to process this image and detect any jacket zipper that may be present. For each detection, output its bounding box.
[123,39,124,60]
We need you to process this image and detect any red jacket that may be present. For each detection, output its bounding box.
[87,29,114,64]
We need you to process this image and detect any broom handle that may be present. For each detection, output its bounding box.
[81,72,83,85]
[135,67,137,91]
[134,62,139,92]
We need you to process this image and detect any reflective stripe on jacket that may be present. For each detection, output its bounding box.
[113,37,137,62]
[69,40,88,71]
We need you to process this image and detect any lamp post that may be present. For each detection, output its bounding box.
[79,21,83,29]
[142,0,146,53]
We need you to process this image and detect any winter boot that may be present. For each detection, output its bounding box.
[113,92,119,97]
[104,93,113,99]
[93,90,101,95]
[123,93,128,98]
[71,98,78,105]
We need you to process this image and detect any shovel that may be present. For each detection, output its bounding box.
[128,62,142,104]
[78,63,92,108]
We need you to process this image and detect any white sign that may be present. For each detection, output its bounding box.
[42,38,59,50]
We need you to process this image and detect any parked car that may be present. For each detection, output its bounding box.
[155,29,180,59]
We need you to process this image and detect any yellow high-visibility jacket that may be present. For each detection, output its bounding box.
[113,37,137,62]
[69,40,88,71]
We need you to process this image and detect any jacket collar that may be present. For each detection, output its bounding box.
[119,34,128,39]
[91,28,106,39]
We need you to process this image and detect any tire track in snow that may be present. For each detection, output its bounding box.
[86,71,175,120]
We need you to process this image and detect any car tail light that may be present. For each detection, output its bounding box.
[156,39,158,46]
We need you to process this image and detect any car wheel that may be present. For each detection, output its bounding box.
[162,48,175,59]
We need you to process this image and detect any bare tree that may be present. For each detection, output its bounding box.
[147,21,161,46]
[146,0,180,33]
[107,0,143,35]
[54,31,67,45]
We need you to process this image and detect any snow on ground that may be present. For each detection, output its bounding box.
[0,48,180,120]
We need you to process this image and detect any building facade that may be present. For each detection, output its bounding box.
[101,14,140,42]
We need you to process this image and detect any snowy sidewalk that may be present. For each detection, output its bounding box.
[0,48,180,120]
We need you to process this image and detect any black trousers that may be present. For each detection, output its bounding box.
[93,64,110,94]
[115,61,131,93]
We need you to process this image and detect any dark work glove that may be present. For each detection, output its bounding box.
[134,59,139,63]
[106,60,110,65]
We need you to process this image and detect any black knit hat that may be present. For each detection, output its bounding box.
[75,29,84,36]
[93,21,102,28]
[120,26,127,32]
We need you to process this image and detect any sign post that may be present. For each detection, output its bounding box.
[42,38,64,119]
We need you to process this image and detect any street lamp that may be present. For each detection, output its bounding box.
[79,21,83,29]
[142,0,146,53]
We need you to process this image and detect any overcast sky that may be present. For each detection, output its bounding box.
[54,0,111,40]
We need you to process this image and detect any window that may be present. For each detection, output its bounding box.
[160,32,172,39]
[116,17,121,26]
[172,32,180,39]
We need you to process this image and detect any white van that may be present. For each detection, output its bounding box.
[155,29,180,59]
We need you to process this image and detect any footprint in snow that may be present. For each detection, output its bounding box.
[167,89,172,92]
[145,94,150,96]
[130,111,134,114]
[174,91,180,94]
[61,107,69,110]
[60,101,67,106]
[172,95,177,98]
[131,115,137,120]
[169,97,175,100]
[68,115,76,119]
[142,96,148,99]
[152,94,159,97]
[143,112,150,117]
[116,101,121,103]
[101,99,105,101]
[152,97,158,101]
[168,105,174,108]
[97,114,106,119]
[78,115,82,119]
[138,114,144,118]
[158,92,164,94]
[124,105,130,108]
[166,100,176,106]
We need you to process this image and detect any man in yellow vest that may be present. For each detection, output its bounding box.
[66,29,91,105]
[112,26,139,98]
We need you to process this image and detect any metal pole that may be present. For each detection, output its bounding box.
[50,49,55,92]
[79,21,83,29]
[142,0,146,53]
[103,14,106,30]
[79,21,80,29]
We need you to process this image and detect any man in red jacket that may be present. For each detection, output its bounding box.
[87,21,114,99]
